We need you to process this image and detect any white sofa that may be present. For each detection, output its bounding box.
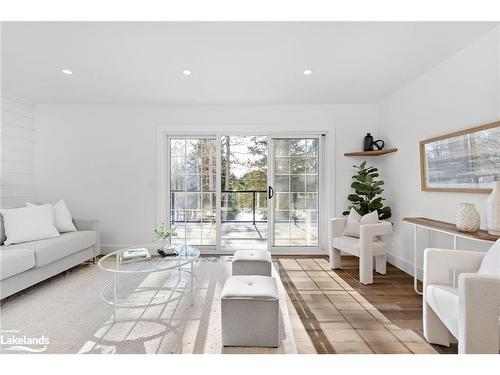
[328,217,392,284]
[423,247,500,354]
[0,217,100,299]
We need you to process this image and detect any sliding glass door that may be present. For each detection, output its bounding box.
[166,134,323,251]
[269,137,320,248]
[220,136,268,251]
[169,137,217,246]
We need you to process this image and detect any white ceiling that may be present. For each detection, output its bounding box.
[1,22,497,104]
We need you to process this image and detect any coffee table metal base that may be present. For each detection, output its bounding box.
[101,266,197,322]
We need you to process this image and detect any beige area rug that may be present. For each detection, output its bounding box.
[0,257,297,354]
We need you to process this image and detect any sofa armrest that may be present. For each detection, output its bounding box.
[73,218,99,232]
[423,249,485,287]
[73,218,100,256]
[458,273,500,353]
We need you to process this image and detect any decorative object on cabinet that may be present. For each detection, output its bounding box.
[487,181,500,235]
[420,121,500,193]
[455,203,480,232]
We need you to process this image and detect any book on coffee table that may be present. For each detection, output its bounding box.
[121,248,151,263]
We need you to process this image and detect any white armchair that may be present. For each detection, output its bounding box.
[328,218,392,285]
[423,248,500,354]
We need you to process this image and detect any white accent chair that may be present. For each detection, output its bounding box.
[423,248,500,354]
[328,218,392,285]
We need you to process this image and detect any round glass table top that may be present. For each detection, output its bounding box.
[98,244,200,274]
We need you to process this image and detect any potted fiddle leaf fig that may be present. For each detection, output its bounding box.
[154,223,178,251]
[343,161,392,220]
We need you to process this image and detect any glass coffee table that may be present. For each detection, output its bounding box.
[98,244,200,322]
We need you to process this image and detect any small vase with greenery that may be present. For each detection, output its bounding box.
[154,223,178,251]
[343,161,392,220]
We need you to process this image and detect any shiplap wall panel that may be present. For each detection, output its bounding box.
[1,99,36,119]
[2,136,35,151]
[2,110,35,129]
[1,197,28,208]
[2,185,35,198]
[1,173,35,186]
[2,148,34,163]
[1,96,36,208]
[2,123,35,140]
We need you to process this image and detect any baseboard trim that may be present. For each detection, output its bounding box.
[387,252,423,281]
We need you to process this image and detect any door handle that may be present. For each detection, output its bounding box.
[268,186,275,199]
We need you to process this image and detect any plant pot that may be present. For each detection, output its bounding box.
[157,239,175,251]
[487,181,500,236]
[456,203,480,232]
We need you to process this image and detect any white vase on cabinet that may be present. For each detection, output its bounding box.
[486,181,500,236]
[456,203,480,232]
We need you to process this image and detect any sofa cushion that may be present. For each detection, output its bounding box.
[222,276,278,301]
[4,231,97,267]
[332,235,387,256]
[233,250,272,263]
[0,248,36,280]
[426,284,459,338]
[26,200,77,233]
[343,208,379,238]
[0,205,60,245]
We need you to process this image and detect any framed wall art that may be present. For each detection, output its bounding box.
[420,121,500,193]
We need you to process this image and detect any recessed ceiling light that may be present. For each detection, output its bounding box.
[303,69,313,76]
[61,69,73,75]
[182,69,192,76]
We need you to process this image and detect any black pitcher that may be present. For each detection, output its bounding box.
[363,133,374,151]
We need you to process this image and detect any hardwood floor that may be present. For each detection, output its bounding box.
[275,256,458,354]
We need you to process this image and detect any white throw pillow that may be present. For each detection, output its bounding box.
[343,208,379,238]
[477,238,500,276]
[26,200,77,233]
[0,204,60,245]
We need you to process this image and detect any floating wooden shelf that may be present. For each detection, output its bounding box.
[344,147,398,157]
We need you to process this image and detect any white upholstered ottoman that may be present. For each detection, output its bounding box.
[221,275,280,347]
[232,250,272,276]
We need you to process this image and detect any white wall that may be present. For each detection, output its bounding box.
[1,93,36,208]
[33,27,500,264]
[378,27,500,276]
[35,104,379,253]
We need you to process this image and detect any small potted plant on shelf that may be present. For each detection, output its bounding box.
[154,223,178,254]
